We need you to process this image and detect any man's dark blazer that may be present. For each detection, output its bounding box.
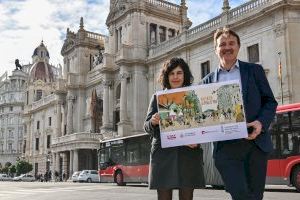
[202,60,278,153]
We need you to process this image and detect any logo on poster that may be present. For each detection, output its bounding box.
[167,134,176,140]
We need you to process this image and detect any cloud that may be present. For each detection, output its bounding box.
[0,0,247,75]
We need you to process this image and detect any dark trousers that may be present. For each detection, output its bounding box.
[214,140,268,200]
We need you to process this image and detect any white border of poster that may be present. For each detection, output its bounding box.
[156,80,248,148]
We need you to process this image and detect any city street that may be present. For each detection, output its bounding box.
[0,182,298,200]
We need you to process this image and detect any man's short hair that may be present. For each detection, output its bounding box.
[214,27,240,49]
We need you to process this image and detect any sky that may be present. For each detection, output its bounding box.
[0,0,248,76]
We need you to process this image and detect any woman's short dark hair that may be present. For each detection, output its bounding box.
[157,57,194,89]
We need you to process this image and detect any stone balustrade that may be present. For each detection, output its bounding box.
[31,94,56,110]
[86,31,107,41]
[187,16,222,40]
[146,0,180,11]
[52,132,102,145]
[229,0,271,20]
[150,35,182,57]
[149,0,274,58]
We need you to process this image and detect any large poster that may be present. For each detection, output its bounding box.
[156,80,248,148]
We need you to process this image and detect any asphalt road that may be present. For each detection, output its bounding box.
[0,182,299,200]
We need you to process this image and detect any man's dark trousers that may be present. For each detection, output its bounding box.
[214,139,268,200]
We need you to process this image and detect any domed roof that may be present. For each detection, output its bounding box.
[32,40,50,58]
[30,61,54,82]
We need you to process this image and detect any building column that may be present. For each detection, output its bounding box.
[55,152,60,174]
[69,150,73,176]
[102,80,112,129]
[73,149,79,172]
[77,89,84,132]
[117,71,132,136]
[120,72,129,122]
[67,93,74,135]
[56,103,62,137]
[108,82,114,125]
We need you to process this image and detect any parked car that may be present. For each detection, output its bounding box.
[0,174,12,181]
[78,170,100,183]
[71,171,81,182]
[13,174,35,182]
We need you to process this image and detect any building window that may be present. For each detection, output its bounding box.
[115,29,119,51]
[247,44,259,63]
[201,61,210,78]
[26,91,29,105]
[8,143,12,152]
[159,26,166,43]
[168,28,175,39]
[36,90,42,101]
[150,23,157,45]
[47,135,51,149]
[23,140,26,153]
[35,138,39,151]
[48,117,51,126]
[8,130,13,138]
[10,106,13,111]
[37,121,40,130]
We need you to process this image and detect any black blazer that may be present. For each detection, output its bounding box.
[202,60,278,153]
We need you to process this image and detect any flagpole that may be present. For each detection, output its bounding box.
[278,52,284,105]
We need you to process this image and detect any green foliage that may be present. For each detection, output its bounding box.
[1,166,9,174]
[9,165,17,174]
[16,160,33,175]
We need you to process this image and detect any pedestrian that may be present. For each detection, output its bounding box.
[63,172,66,182]
[144,57,205,200]
[202,27,278,200]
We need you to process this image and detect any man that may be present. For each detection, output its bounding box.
[202,27,278,200]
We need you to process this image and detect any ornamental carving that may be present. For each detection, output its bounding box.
[119,72,130,80]
[274,23,286,37]
[102,80,114,88]
[61,39,75,53]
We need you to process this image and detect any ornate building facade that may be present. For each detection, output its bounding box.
[1,0,300,179]
[0,69,28,168]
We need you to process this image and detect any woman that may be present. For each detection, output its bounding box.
[144,58,205,200]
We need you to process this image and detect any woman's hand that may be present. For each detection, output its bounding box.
[186,144,198,149]
[150,113,160,126]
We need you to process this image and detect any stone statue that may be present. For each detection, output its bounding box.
[15,59,22,70]
[92,49,103,67]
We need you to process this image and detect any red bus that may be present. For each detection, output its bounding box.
[98,103,300,191]
[98,133,150,186]
[266,102,300,192]
[98,133,222,187]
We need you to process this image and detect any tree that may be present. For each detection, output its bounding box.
[9,165,16,176]
[16,160,33,175]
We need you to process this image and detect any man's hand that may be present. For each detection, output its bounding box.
[150,113,160,126]
[246,120,262,140]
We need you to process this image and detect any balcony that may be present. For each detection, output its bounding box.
[51,132,102,151]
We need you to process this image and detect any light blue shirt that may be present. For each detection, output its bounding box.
[217,60,241,82]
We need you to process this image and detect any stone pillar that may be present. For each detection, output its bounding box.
[56,103,62,137]
[55,152,60,174]
[102,80,110,128]
[69,150,74,176]
[77,89,84,132]
[120,72,129,122]
[108,82,114,125]
[117,71,132,136]
[67,93,74,135]
[132,67,148,132]
[73,149,79,172]
[52,153,56,179]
